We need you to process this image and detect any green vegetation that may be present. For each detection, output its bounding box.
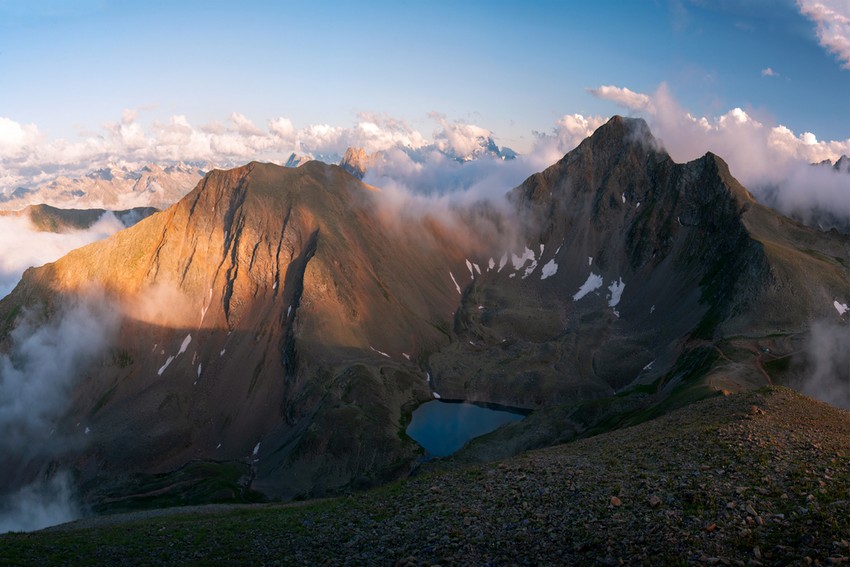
[83,461,265,516]
[110,348,134,368]
[763,354,793,379]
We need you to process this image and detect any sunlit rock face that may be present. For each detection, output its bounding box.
[1,117,847,507]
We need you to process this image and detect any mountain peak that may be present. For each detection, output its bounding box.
[589,115,657,150]
[339,147,370,179]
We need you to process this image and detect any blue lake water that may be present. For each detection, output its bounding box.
[406,400,527,457]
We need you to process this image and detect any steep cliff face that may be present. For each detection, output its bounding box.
[1,117,846,506]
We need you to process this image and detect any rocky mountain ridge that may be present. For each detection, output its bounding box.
[0,116,846,510]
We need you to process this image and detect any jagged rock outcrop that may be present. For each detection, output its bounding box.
[284,153,311,168]
[339,147,371,179]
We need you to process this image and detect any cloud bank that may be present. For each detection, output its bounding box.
[0,293,119,531]
[801,320,850,410]
[0,213,126,299]
[0,472,80,534]
[0,294,119,458]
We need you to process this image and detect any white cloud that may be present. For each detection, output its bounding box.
[0,117,41,158]
[0,293,119,458]
[530,113,608,167]
[798,0,850,69]
[588,85,655,113]
[801,320,850,409]
[0,472,80,533]
[761,67,779,77]
[431,114,493,158]
[268,117,295,140]
[229,112,266,137]
[0,213,126,299]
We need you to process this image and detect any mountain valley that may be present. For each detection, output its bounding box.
[0,116,847,527]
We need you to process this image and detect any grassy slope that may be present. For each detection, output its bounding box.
[2,387,847,566]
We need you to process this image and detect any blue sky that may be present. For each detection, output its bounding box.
[0,0,846,161]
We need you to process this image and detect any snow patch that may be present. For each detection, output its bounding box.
[465,259,474,279]
[834,301,848,316]
[511,247,536,270]
[588,256,593,266]
[642,360,655,371]
[488,257,495,271]
[220,349,226,357]
[622,194,626,204]
[508,273,516,279]
[157,355,175,376]
[287,305,292,317]
[178,334,192,355]
[370,346,391,358]
[449,272,462,295]
[636,202,641,209]
[522,260,538,279]
[84,427,90,435]
[539,244,545,255]
[650,305,656,314]
[473,263,481,275]
[540,259,558,280]
[273,281,278,290]
[402,352,410,361]
[498,252,508,272]
[253,442,261,457]
[216,443,221,449]
[432,392,441,399]
[573,273,604,301]
[197,363,202,378]
[608,278,625,308]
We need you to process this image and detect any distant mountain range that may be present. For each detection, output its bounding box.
[0,117,846,511]
[1,132,517,212]
[0,204,158,232]
[0,163,206,211]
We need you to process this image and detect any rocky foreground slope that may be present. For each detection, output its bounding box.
[2,387,847,565]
